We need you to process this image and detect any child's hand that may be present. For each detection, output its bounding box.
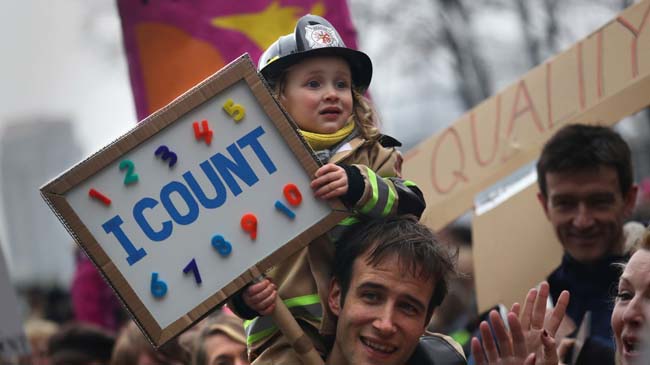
[243,278,277,316]
[311,163,348,200]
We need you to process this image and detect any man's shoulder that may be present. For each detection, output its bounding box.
[408,332,467,365]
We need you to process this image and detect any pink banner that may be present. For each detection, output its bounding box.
[117,0,359,120]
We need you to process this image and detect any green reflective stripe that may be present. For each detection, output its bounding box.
[338,216,360,226]
[381,184,397,217]
[245,316,276,344]
[404,180,417,187]
[360,168,379,214]
[329,216,360,242]
[284,294,320,308]
[363,174,392,218]
[245,295,323,345]
[450,329,471,346]
[243,319,253,330]
[247,326,277,345]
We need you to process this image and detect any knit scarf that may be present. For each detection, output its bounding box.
[299,120,355,151]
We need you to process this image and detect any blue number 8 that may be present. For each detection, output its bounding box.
[211,235,232,256]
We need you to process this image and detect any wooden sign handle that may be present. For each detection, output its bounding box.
[271,296,325,365]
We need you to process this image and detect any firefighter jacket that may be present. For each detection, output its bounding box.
[228,131,426,356]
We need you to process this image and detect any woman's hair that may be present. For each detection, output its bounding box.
[110,321,189,365]
[191,311,246,365]
[270,57,380,142]
[641,228,650,251]
[110,322,150,365]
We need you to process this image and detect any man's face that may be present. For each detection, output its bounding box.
[327,252,435,365]
[538,166,637,263]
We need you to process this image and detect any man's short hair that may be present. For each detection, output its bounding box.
[536,124,633,197]
[332,215,456,321]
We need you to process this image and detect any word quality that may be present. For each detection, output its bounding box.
[102,125,277,266]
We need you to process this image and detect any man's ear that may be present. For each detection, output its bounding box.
[623,184,639,217]
[328,278,342,316]
[537,191,550,218]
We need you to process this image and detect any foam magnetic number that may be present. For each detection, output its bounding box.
[119,159,139,185]
[155,145,178,167]
[211,234,232,256]
[193,120,213,145]
[283,183,302,206]
[183,258,202,285]
[150,272,168,298]
[223,99,246,122]
[240,213,257,240]
[88,188,111,206]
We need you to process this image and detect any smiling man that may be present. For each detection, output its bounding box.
[325,215,463,365]
[536,124,638,359]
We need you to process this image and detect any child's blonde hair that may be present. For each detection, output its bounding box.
[351,89,380,142]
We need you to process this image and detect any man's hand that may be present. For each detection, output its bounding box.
[242,278,277,316]
[471,311,559,365]
[311,163,348,200]
[514,281,569,360]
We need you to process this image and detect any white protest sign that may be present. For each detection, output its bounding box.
[41,55,347,346]
[0,244,30,360]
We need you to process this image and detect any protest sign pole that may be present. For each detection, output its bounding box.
[271,296,324,365]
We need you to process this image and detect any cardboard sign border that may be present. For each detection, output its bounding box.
[40,54,348,346]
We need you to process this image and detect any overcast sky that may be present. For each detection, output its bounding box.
[1,1,136,156]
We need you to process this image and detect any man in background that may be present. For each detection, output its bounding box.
[536,124,638,361]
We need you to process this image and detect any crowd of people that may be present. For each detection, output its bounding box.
[7,13,650,365]
[17,308,249,365]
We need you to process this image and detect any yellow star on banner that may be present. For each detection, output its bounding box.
[211,1,325,50]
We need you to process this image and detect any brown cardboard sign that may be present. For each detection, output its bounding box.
[472,177,563,313]
[404,0,650,230]
[40,54,347,346]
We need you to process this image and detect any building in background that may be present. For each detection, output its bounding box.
[0,119,82,289]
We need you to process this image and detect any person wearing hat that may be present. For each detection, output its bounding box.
[227,14,426,364]
[192,311,249,365]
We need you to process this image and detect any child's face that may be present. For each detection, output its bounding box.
[280,56,353,134]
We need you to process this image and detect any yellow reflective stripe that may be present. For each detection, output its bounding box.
[284,294,321,308]
[404,180,417,187]
[267,55,279,65]
[381,184,396,217]
[360,168,379,214]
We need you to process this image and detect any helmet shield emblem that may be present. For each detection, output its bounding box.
[304,24,341,49]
